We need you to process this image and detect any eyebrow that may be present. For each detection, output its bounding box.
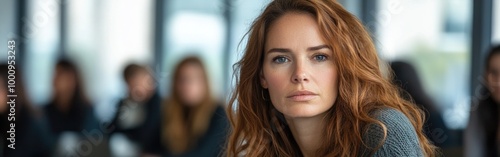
[307,45,330,51]
[266,44,330,54]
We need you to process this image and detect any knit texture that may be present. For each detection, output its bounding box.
[361,108,424,157]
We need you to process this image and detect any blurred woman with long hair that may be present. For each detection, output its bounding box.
[226,0,437,156]
[465,45,500,157]
[0,64,54,156]
[44,59,98,136]
[145,56,228,156]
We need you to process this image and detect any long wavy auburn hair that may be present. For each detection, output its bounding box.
[162,56,217,154]
[226,0,437,156]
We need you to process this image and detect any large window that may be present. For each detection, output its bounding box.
[66,0,154,120]
[24,0,61,106]
[493,0,500,45]
[161,0,228,99]
[226,0,271,95]
[377,0,472,129]
[20,0,154,120]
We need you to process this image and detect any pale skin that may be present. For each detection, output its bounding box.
[260,12,339,157]
[177,63,207,106]
[487,54,500,103]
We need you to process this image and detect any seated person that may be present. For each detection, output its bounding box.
[0,64,54,157]
[143,57,228,157]
[108,63,161,155]
[466,45,500,157]
[43,59,100,156]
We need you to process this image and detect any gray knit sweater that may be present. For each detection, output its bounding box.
[362,108,424,157]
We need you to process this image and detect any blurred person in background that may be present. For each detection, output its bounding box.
[0,64,54,157]
[391,61,449,148]
[108,63,161,156]
[43,59,100,156]
[466,45,500,157]
[143,56,228,157]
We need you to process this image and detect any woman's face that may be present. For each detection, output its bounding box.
[177,63,207,106]
[487,54,500,103]
[54,67,77,96]
[261,12,339,118]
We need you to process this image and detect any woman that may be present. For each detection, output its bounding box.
[0,64,54,156]
[391,61,449,148]
[44,59,102,156]
[144,57,228,156]
[226,0,436,156]
[465,45,500,157]
[44,59,99,136]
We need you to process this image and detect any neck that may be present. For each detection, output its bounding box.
[285,113,326,157]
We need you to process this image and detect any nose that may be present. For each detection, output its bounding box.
[291,60,309,84]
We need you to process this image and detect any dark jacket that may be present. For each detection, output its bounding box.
[465,96,500,157]
[1,108,54,157]
[43,100,98,136]
[108,91,161,147]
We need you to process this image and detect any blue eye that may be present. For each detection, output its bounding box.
[272,56,289,64]
[314,55,327,61]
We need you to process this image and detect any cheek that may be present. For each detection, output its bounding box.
[55,79,69,91]
[192,81,206,97]
[141,76,154,89]
[489,82,500,103]
[182,83,194,96]
[315,66,338,102]
[488,74,500,90]
[181,80,205,99]
[263,67,289,98]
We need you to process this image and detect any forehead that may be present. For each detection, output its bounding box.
[265,12,326,49]
[179,63,205,76]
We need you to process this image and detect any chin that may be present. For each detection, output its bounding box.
[277,103,330,118]
[492,94,500,104]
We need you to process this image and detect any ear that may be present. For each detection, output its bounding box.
[260,69,269,89]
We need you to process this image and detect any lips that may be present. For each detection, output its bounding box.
[287,90,318,101]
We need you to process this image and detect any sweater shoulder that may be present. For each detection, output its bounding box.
[363,108,424,157]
